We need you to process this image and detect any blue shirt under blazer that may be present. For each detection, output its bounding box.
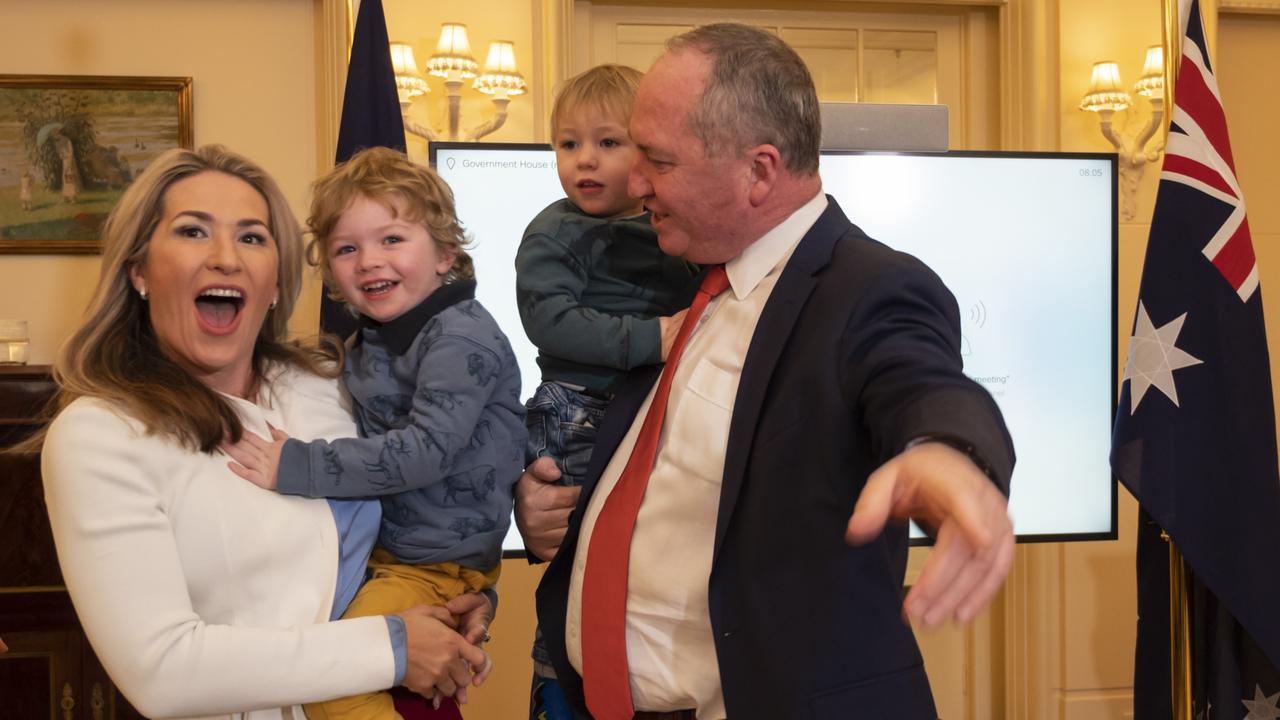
[535,197,1015,719]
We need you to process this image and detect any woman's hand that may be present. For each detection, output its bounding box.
[398,604,487,703]
[221,424,288,490]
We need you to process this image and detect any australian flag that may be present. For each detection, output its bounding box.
[319,0,406,338]
[1111,1,1280,718]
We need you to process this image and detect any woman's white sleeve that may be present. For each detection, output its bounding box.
[41,402,396,719]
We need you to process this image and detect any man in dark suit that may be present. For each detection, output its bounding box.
[516,23,1015,719]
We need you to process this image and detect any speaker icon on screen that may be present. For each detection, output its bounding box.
[969,300,987,329]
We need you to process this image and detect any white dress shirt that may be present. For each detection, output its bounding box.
[567,192,829,717]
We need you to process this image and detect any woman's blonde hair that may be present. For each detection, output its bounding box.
[307,146,473,304]
[17,144,339,455]
[551,64,644,137]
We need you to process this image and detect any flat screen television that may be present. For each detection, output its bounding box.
[428,142,1118,552]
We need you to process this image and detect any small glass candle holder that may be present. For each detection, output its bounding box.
[0,319,30,365]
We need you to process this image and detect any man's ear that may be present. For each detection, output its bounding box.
[747,143,783,207]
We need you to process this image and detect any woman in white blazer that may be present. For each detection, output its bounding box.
[27,145,492,719]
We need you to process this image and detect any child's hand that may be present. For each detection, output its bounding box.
[221,423,289,490]
[445,592,494,647]
[450,650,493,706]
[659,308,690,361]
[435,593,495,706]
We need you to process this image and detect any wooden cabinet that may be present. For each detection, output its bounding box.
[0,366,141,719]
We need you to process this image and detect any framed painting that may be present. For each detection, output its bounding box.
[0,74,192,254]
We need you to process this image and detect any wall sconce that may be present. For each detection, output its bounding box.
[391,23,526,142]
[1079,46,1165,221]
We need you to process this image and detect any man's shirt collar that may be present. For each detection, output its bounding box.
[725,190,828,300]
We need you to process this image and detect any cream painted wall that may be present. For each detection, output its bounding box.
[1055,0,1162,716]
[0,0,322,363]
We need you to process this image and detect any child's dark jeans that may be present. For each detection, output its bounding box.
[524,380,611,487]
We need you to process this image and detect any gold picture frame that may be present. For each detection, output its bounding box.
[0,74,193,254]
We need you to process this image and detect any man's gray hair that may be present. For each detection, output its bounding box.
[667,23,821,176]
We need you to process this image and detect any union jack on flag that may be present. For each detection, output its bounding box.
[1159,3,1258,301]
[1112,0,1280,716]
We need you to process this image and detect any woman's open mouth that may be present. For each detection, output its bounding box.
[194,287,245,333]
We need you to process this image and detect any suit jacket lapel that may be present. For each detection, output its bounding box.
[712,197,852,562]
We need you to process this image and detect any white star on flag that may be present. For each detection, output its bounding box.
[1243,685,1280,720]
[1123,302,1204,413]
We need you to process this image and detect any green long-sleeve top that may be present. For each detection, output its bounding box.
[515,199,699,394]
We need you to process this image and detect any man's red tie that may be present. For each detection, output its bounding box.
[580,265,732,719]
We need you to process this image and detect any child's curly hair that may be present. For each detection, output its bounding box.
[307,147,474,302]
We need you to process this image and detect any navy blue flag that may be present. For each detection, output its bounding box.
[320,0,406,337]
[1112,0,1280,716]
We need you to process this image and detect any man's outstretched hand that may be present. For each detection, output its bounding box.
[846,441,1014,629]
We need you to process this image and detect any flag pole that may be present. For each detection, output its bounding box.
[1162,0,1180,145]
[1166,534,1193,720]
[1157,2,1191,711]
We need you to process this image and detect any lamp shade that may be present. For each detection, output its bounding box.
[390,42,421,75]
[483,41,518,73]
[1134,45,1164,98]
[474,41,527,97]
[427,23,478,78]
[389,42,428,98]
[1079,61,1131,112]
[436,23,472,55]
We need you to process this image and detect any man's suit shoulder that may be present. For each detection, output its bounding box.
[823,222,949,294]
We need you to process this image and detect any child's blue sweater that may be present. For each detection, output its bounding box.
[278,280,525,570]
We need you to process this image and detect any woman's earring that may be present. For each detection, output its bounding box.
[269,296,278,310]
[138,287,148,301]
